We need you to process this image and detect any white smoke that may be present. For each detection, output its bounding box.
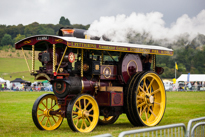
[87,10,205,45]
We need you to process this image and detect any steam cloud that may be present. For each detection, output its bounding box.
[87,10,205,45]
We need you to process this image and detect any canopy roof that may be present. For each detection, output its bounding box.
[176,74,205,82]
[0,78,6,82]
[15,35,173,56]
[10,78,27,83]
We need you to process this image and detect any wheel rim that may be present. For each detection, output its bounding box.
[71,95,99,132]
[36,94,63,130]
[136,72,165,126]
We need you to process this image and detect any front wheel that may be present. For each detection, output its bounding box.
[32,94,63,130]
[67,94,99,132]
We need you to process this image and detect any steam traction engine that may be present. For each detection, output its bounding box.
[15,28,173,132]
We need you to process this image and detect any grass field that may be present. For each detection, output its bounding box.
[0,58,41,82]
[0,91,205,137]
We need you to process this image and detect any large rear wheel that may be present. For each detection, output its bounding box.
[126,71,166,126]
[125,71,145,126]
[67,94,99,132]
[32,94,63,130]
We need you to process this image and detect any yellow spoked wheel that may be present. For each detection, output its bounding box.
[32,94,63,130]
[98,115,119,125]
[126,71,166,126]
[67,94,99,132]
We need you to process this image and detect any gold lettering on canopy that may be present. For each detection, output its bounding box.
[24,40,31,44]
[55,39,63,42]
[67,41,173,56]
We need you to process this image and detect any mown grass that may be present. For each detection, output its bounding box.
[0,91,205,137]
[0,58,41,82]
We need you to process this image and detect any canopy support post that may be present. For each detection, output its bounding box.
[56,46,68,74]
[32,45,35,73]
[21,47,31,73]
[81,49,83,78]
[153,54,156,72]
[53,44,56,73]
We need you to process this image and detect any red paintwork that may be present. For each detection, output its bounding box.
[15,36,67,49]
[95,91,123,106]
[15,35,173,56]
[100,65,117,80]
[119,54,143,83]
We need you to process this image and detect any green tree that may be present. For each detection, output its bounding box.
[59,16,71,26]
[1,34,13,46]
[38,25,55,35]
[24,22,39,37]
[13,34,26,44]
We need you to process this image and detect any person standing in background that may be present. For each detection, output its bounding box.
[0,83,2,91]
[2,83,4,91]
[4,82,7,90]
[188,82,192,91]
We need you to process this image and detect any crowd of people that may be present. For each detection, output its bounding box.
[0,82,7,91]
[178,81,205,91]
[0,82,52,91]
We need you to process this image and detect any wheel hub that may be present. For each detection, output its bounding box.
[57,83,62,89]
[149,96,154,104]
[144,93,154,104]
[43,109,53,117]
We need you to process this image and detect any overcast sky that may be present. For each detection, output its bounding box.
[0,0,204,27]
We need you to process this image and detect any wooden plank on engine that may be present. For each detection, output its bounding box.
[99,86,123,92]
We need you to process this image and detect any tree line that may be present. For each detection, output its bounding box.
[0,16,90,47]
[157,45,205,78]
[0,16,205,78]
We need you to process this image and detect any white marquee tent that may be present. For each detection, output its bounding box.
[176,74,205,82]
[0,78,6,82]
